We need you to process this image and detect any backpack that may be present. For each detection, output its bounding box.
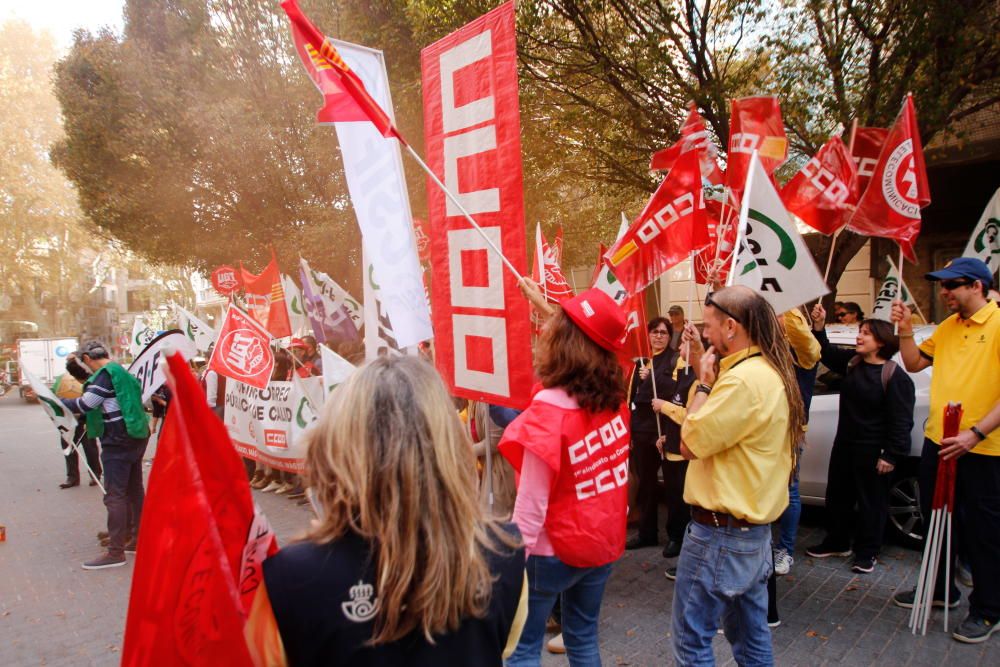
[846,355,898,392]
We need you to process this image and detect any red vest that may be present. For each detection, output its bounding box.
[499,389,629,568]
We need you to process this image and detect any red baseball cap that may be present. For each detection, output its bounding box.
[561,288,627,352]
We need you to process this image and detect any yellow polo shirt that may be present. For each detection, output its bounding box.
[680,345,793,524]
[784,309,821,370]
[919,300,1000,455]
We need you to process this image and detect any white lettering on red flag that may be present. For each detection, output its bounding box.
[726,96,788,199]
[780,136,859,235]
[421,1,533,409]
[209,306,274,390]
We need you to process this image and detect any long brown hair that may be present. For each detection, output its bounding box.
[535,309,625,413]
[711,288,806,459]
[304,356,519,644]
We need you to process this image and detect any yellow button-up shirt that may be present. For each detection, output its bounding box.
[680,345,793,524]
[919,300,1000,455]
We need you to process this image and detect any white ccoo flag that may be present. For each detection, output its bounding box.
[174,304,218,353]
[732,151,829,314]
[962,187,1000,275]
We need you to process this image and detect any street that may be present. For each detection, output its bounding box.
[1,394,998,666]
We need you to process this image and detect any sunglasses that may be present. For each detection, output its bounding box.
[704,293,741,324]
[940,279,972,290]
[835,311,847,319]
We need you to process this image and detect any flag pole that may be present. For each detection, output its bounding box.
[895,244,905,334]
[822,229,840,284]
[638,294,663,455]
[403,144,523,281]
[685,251,696,374]
[63,432,106,495]
[727,152,758,287]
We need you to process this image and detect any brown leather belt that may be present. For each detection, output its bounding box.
[690,506,760,529]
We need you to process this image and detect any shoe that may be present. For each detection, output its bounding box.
[261,480,283,493]
[953,614,1000,644]
[625,536,657,550]
[768,618,781,628]
[81,552,127,570]
[851,556,876,574]
[288,490,307,500]
[96,531,109,541]
[662,540,682,558]
[250,475,271,490]
[664,567,677,581]
[124,537,138,554]
[59,479,80,489]
[957,561,973,588]
[805,542,852,559]
[546,633,566,654]
[275,482,296,495]
[545,617,561,633]
[892,588,960,609]
[774,548,794,576]
[100,537,110,548]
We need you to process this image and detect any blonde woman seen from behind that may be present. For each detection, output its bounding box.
[244,356,528,666]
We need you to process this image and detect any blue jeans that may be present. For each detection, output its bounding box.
[777,456,801,554]
[101,438,148,555]
[507,555,612,667]
[672,521,774,667]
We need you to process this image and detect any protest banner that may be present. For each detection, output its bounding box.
[421,1,533,409]
[208,306,274,390]
[128,330,197,404]
[962,187,1000,275]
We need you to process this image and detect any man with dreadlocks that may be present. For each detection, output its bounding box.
[670,286,805,666]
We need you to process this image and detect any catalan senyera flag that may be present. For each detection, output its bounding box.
[605,150,710,295]
[240,250,292,338]
[650,103,724,185]
[281,0,404,142]
[847,94,929,264]
[780,136,859,235]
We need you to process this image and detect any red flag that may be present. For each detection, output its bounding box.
[532,225,574,303]
[616,292,648,373]
[849,126,888,194]
[604,150,710,295]
[591,243,608,286]
[693,198,733,285]
[780,136,860,235]
[209,305,275,390]
[122,352,277,666]
[281,0,404,142]
[240,250,292,338]
[211,265,242,296]
[847,95,930,263]
[726,96,788,197]
[650,103,725,185]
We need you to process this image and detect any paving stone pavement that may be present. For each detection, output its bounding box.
[1,393,999,666]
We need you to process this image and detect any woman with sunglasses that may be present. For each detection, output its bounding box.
[805,303,915,574]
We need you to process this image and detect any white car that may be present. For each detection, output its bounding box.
[799,324,935,547]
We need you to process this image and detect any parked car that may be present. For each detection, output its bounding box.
[799,324,934,548]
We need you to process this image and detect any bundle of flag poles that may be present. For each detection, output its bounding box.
[909,402,963,635]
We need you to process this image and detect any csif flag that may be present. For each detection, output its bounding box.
[650,102,724,185]
[209,305,275,390]
[130,318,156,358]
[726,96,788,199]
[849,126,888,194]
[847,94,930,263]
[605,150,710,295]
[281,0,403,141]
[870,256,917,322]
[732,152,830,315]
[962,187,1000,275]
[281,273,310,336]
[121,351,277,666]
[174,304,218,353]
[22,366,78,448]
[240,250,293,338]
[532,225,573,303]
[780,136,859,235]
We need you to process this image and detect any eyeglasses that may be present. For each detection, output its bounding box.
[649,329,670,336]
[704,293,741,324]
[940,279,972,290]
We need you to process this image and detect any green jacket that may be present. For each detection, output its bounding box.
[84,362,150,440]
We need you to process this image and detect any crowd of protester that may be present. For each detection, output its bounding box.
[48,255,999,664]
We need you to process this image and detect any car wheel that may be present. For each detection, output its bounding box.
[888,472,923,549]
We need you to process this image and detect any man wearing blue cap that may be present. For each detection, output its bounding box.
[890,257,1000,644]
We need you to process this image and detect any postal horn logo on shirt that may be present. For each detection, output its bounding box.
[342,579,379,623]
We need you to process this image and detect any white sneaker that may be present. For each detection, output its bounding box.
[261,480,283,493]
[275,482,296,495]
[774,548,794,576]
[546,633,565,654]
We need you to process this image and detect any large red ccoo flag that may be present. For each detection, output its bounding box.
[847,95,930,263]
[726,96,788,199]
[781,136,859,235]
[121,351,277,666]
[849,126,888,194]
[604,150,710,295]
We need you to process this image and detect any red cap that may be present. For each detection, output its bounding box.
[289,337,308,350]
[561,288,627,352]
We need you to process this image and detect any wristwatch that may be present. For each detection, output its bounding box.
[971,425,987,441]
[696,383,713,395]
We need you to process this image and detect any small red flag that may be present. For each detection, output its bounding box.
[693,198,733,286]
[849,126,889,194]
[531,225,574,303]
[616,291,649,374]
[122,352,277,666]
[590,243,608,286]
[211,265,242,295]
[605,150,710,295]
[281,0,404,143]
[209,305,275,390]
[240,250,292,338]
[650,103,725,185]
[847,95,929,263]
[781,136,859,235]
[725,96,788,198]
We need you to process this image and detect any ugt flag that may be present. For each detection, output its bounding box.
[780,136,859,235]
[963,187,1000,274]
[870,256,917,322]
[208,305,275,390]
[847,94,930,263]
[174,304,217,353]
[122,351,277,666]
[605,149,709,295]
[732,152,830,315]
[240,250,293,339]
[532,225,573,303]
[22,366,78,448]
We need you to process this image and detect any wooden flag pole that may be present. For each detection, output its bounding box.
[822,229,841,284]
[895,244,905,334]
[685,251,696,374]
